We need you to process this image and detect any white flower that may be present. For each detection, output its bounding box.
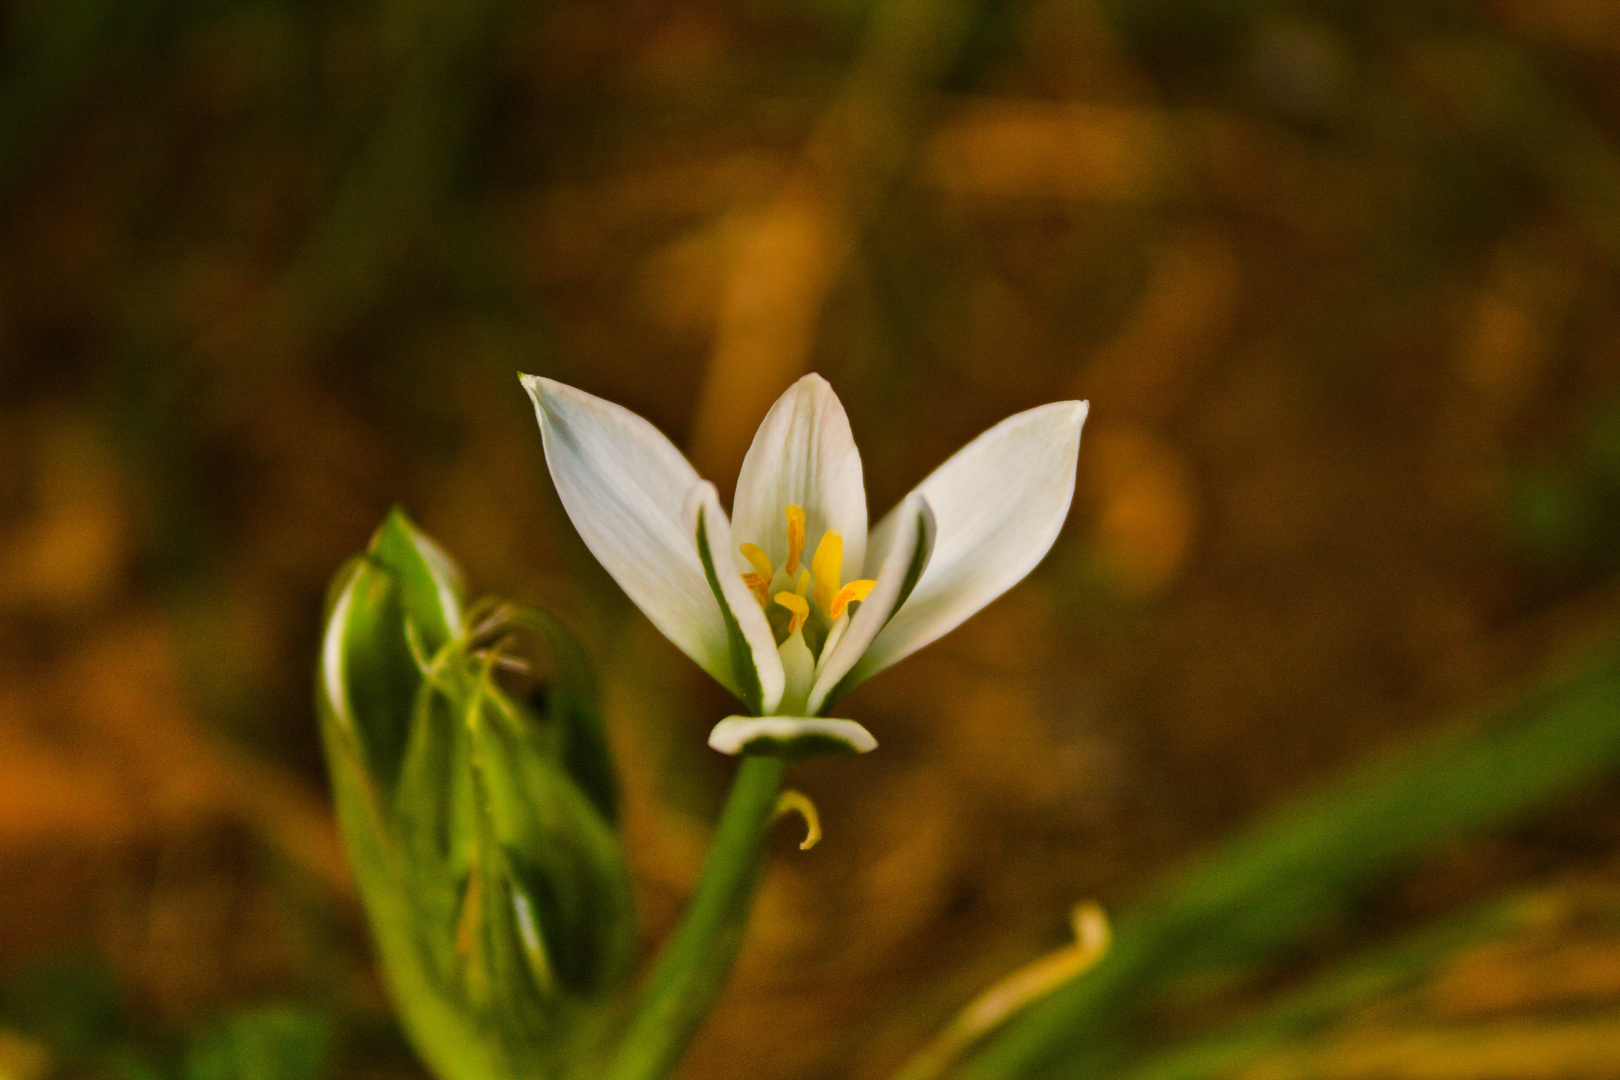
[521,373,1087,757]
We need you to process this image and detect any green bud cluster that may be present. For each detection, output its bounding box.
[318,508,634,1080]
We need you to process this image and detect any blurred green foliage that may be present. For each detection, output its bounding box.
[181,1007,330,1080]
[1507,401,1620,575]
[959,633,1620,1078]
[0,957,332,1080]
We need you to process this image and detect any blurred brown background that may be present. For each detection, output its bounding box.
[6,0,1620,1077]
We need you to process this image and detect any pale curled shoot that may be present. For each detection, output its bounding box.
[891,903,1112,1080]
[772,789,823,850]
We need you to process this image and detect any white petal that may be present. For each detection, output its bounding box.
[805,493,935,714]
[522,375,736,693]
[687,482,786,715]
[708,715,877,757]
[850,400,1088,683]
[731,373,867,584]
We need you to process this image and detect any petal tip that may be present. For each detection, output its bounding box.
[1050,398,1090,431]
[519,373,571,409]
[779,371,847,412]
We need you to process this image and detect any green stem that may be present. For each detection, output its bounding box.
[601,753,788,1080]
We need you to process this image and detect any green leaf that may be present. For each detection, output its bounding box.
[1119,895,1529,1080]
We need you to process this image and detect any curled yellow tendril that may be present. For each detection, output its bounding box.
[772,789,822,850]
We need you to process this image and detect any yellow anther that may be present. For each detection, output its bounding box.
[742,573,771,608]
[773,789,822,850]
[794,568,811,598]
[829,578,877,620]
[784,506,806,576]
[774,591,810,634]
[811,530,843,615]
[739,542,774,580]
[739,544,774,608]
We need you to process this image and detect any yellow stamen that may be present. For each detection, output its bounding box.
[739,542,774,580]
[811,530,843,615]
[784,506,806,576]
[742,573,770,609]
[795,568,811,598]
[829,579,877,620]
[774,591,810,635]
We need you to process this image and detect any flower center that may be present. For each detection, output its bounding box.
[739,505,876,650]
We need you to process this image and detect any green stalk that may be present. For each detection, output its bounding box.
[600,753,788,1080]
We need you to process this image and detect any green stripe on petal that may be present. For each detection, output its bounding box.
[809,495,936,714]
[689,482,784,716]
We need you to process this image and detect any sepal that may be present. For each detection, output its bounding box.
[708,715,878,759]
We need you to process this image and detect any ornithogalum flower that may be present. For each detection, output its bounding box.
[521,373,1087,757]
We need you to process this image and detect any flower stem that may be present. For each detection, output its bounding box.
[600,753,788,1080]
